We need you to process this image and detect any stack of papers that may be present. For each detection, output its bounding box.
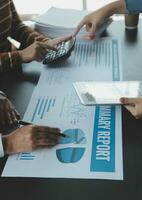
[34,7,89,38]
[33,7,112,38]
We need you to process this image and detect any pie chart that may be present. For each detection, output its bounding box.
[56,129,86,163]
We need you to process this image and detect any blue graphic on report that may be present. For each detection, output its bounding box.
[91,106,115,172]
[31,96,56,122]
[18,152,35,160]
[56,129,86,163]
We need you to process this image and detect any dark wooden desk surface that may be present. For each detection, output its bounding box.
[0,19,142,200]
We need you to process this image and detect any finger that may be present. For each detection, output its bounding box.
[36,139,58,147]
[63,35,73,42]
[55,35,73,44]
[5,101,15,124]
[10,110,19,124]
[7,102,20,122]
[82,34,96,40]
[31,132,59,147]
[14,109,20,120]
[47,35,72,49]
[5,111,13,125]
[34,131,59,141]
[39,42,57,51]
[3,106,11,125]
[38,143,58,148]
[42,38,49,42]
[124,105,137,116]
[44,35,72,50]
[86,22,94,32]
[86,24,90,32]
[46,45,57,51]
[33,126,61,142]
[35,35,46,42]
[34,125,60,133]
[120,97,136,105]
[73,19,86,37]
[90,23,98,34]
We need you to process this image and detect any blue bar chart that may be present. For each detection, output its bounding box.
[31,96,56,122]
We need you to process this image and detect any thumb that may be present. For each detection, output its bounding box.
[120,97,136,105]
[39,42,57,51]
[90,23,98,34]
[82,34,96,40]
[73,19,85,37]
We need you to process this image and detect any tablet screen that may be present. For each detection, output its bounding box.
[73,81,142,105]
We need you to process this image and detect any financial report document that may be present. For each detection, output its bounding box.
[38,38,122,85]
[2,38,123,180]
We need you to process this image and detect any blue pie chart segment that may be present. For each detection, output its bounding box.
[57,129,86,163]
[59,129,86,144]
[56,148,85,163]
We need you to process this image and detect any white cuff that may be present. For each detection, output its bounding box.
[0,134,4,158]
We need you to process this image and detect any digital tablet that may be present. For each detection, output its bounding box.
[73,81,142,105]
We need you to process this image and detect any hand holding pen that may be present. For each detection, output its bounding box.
[19,120,67,138]
[2,121,66,155]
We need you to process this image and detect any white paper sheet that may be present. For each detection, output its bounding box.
[2,38,123,180]
[2,85,123,180]
[33,7,90,28]
[38,38,122,86]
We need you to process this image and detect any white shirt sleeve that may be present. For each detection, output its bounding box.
[0,134,4,158]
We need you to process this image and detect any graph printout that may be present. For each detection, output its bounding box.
[2,38,123,180]
[38,38,122,85]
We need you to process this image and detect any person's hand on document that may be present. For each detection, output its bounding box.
[120,97,142,119]
[19,35,72,63]
[73,0,125,40]
[73,8,108,40]
[45,35,72,48]
[2,125,60,155]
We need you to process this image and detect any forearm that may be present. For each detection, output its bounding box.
[100,0,126,18]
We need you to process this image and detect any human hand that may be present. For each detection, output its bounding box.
[73,0,126,39]
[2,125,61,154]
[19,40,57,63]
[46,35,73,48]
[120,97,142,119]
[34,34,49,43]
[36,35,72,49]
[19,35,72,63]
[73,9,107,40]
[0,95,20,126]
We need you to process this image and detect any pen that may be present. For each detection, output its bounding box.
[18,120,68,138]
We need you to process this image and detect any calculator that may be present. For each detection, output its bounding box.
[43,37,76,64]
